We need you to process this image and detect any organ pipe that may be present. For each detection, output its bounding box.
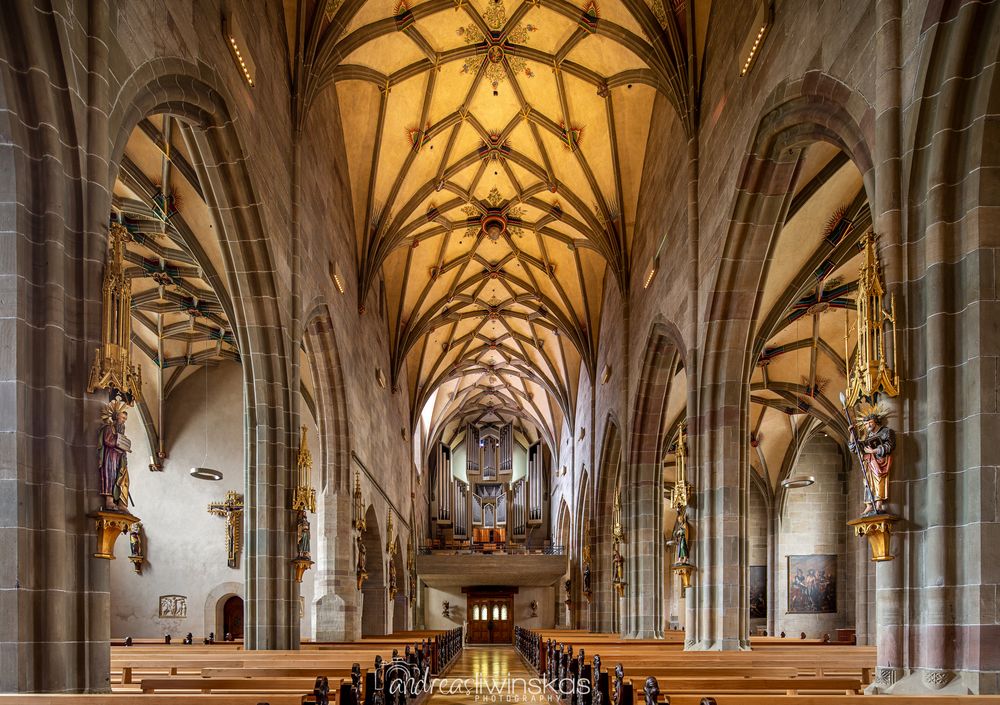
[466,424,480,475]
[453,480,468,538]
[500,423,513,473]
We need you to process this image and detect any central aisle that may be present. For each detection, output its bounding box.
[428,645,541,704]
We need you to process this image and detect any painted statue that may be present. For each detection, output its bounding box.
[98,400,132,511]
[296,512,311,559]
[673,505,691,565]
[582,561,592,597]
[356,534,369,589]
[612,663,624,705]
[849,407,896,515]
[612,544,625,595]
[129,522,142,557]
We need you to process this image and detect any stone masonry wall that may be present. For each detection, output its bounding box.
[776,434,848,638]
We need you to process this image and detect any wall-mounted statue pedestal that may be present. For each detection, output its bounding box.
[292,557,314,583]
[90,510,140,559]
[672,562,695,589]
[848,514,899,562]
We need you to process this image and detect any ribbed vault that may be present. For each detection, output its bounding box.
[748,144,870,490]
[302,0,700,442]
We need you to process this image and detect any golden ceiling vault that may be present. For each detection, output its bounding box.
[310,0,701,447]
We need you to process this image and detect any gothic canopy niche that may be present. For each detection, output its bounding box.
[316,0,692,446]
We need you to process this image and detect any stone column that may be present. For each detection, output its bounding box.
[314,493,361,641]
[889,0,1000,693]
[0,0,113,692]
[689,351,752,650]
[871,0,906,687]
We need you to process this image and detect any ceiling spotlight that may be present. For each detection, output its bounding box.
[781,475,815,489]
[190,467,223,481]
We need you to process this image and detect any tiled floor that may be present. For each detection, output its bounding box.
[427,645,548,704]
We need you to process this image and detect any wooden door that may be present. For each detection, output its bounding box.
[223,595,244,639]
[466,595,513,644]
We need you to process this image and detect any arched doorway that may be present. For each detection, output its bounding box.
[360,505,386,636]
[223,596,244,640]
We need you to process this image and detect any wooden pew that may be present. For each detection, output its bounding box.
[139,675,343,694]
[662,697,1000,705]
[0,697,309,705]
[514,626,885,705]
[627,675,864,696]
[110,629,461,704]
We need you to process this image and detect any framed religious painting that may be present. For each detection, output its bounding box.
[786,554,836,614]
[749,565,767,618]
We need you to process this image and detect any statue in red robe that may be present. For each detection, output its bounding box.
[98,401,132,511]
[850,412,895,515]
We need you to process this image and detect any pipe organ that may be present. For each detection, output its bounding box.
[481,434,498,480]
[429,423,547,548]
[466,424,480,475]
[433,443,452,524]
[528,442,543,524]
[511,479,526,537]
[453,480,468,538]
[499,424,512,473]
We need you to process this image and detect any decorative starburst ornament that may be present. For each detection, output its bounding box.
[457,0,537,94]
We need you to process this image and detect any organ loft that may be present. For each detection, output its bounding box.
[1,0,998,702]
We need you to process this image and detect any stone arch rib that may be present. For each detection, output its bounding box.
[110,58,297,650]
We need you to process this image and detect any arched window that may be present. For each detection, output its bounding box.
[492,604,500,620]
[500,605,508,620]
[473,605,480,621]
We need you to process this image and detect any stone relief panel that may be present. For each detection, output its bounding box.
[158,594,188,618]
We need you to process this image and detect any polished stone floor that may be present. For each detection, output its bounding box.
[427,645,549,704]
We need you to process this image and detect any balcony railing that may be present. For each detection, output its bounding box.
[418,543,565,556]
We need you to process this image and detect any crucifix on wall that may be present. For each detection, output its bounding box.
[208,491,244,569]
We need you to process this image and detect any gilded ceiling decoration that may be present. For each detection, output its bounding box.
[305,0,699,449]
[457,0,537,94]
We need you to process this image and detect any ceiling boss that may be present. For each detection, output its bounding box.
[458,0,537,96]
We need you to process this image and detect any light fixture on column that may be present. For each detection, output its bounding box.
[738,1,773,77]
[781,475,815,489]
[223,16,256,88]
[643,256,659,289]
[330,260,346,294]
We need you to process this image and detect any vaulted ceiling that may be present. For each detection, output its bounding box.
[747,143,869,490]
[112,115,241,466]
[296,0,704,447]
